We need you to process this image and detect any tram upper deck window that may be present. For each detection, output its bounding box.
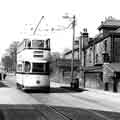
[45,39,50,49]
[32,40,44,48]
[25,39,31,48]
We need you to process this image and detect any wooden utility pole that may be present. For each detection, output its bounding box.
[71,15,76,82]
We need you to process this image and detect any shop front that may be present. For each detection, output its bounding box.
[103,63,120,92]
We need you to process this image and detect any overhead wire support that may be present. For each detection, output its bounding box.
[33,16,72,34]
[51,22,73,32]
[66,22,73,29]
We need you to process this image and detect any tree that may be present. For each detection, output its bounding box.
[49,52,61,73]
[2,41,19,72]
[1,56,13,72]
[50,52,61,61]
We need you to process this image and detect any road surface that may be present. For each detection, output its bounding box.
[1,73,120,120]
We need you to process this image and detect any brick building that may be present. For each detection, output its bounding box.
[82,17,120,92]
[64,17,120,92]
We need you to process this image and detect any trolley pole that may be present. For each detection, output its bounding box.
[71,15,76,82]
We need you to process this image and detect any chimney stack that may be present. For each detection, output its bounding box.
[82,28,89,49]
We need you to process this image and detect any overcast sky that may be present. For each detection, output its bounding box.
[0,0,120,58]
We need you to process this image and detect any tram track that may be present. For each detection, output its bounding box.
[45,105,73,120]
[36,104,115,120]
[29,87,118,120]
[4,81,119,120]
[59,87,120,120]
[34,104,73,120]
[67,92,120,112]
[5,76,120,119]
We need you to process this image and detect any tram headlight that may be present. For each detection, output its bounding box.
[36,80,40,84]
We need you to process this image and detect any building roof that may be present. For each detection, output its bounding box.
[94,33,103,40]
[104,63,120,73]
[114,27,120,33]
[64,48,79,56]
[64,17,120,53]
[98,18,120,30]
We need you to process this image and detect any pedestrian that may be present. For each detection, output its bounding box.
[3,73,6,80]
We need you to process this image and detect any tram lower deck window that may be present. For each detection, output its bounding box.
[17,64,22,72]
[32,63,45,72]
[24,62,31,72]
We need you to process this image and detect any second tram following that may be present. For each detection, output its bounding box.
[16,37,51,91]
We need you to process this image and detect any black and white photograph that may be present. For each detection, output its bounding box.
[0,0,120,119]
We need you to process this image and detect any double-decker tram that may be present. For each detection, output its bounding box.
[16,36,51,91]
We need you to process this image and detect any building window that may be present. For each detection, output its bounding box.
[104,40,107,52]
[96,54,98,63]
[89,47,92,63]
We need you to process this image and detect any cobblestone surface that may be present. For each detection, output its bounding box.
[0,105,119,120]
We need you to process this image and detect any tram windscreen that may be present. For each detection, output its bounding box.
[32,63,49,73]
[24,62,31,72]
[32,40,44,48]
